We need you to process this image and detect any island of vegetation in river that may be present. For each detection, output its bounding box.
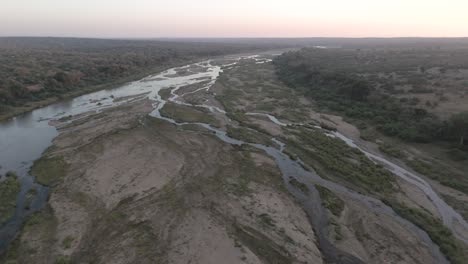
[0,172,21,224]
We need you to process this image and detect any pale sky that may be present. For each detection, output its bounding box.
[1,0,467,38]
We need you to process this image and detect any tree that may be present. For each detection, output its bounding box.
[8,80,30,99]
[449,112,468,146]
[54,71,69,83]
[346,79,371,101]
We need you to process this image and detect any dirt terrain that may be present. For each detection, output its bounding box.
[2,96,323,263]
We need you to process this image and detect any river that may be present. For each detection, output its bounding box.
[0,53,456,263]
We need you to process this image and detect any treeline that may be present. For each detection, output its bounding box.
[0,37,278,115]
[274,48,468,148]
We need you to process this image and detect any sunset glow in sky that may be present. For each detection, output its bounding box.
[1,0,467,38]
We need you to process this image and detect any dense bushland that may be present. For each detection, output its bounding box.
[274,48,468,147]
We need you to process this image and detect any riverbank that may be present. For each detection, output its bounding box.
[0,59,201,122]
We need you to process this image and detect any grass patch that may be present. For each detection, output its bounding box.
[23,205,58,234]
[225,112,274,137]
[233,224,293,264]
[215,89,243,112]
[406,158,435,176]
[160,102,220,127]
[285,127,396,195]
[441,194,468,221]
[158,88,172,100]
[283,126,468,262]
[30,155,68,186]
[406,158,468,194]
[227,125,274,146]
[288,177,309,194]
[55,255,71,264]
[0,172,21,223]
[225,110,249,124]
[316,185,345,217]
[378,142,405,158]
[387,201,468,264]
[0,238,21,264]
[62,235,74,249]
[1,206,58,263]
[180,123,214,134]
[256,102,276,112]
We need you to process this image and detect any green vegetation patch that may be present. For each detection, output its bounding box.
[233,224,293,264]
[62,235,74,249]
[378,142,405,159]
[406,158,468,194]
[316,185,345,217]
[0,238,21,264]
[23,205,58,234]
[158,88,172,101]
[30,155,68,186]
[55,255,72,264]
[441,194,468,222]
[0,172,21,223]
[288,177,309,194]
[160,102,220,127]
[285,127,396,194]
[388,201,468,264]
[1,206,58,263]
[225,111,274,137]
[225,110,249,124]
[227,125,274,147]
[215,88,244,112]
[180,123,214,134]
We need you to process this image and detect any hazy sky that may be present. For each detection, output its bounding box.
[1,0,467,38]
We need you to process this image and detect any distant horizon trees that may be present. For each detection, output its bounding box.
[0,37,273,115]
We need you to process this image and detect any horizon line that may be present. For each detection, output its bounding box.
[1,35,468,40]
